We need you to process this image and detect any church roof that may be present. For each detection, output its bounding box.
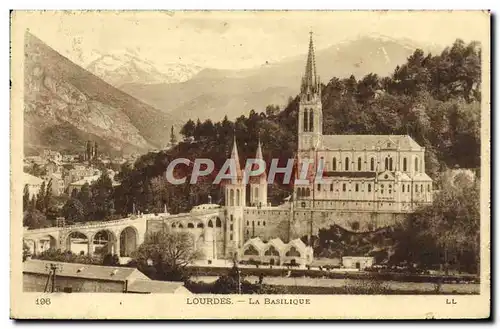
[413,172,433,181]
[321,135,422,151]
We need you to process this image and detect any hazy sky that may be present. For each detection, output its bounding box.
[20,11,488,70]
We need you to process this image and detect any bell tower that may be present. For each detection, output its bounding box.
[223,137,246,258]
[298,32,323,153]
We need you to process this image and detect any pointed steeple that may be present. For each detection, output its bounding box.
[250,136,267,183]
[301,31,320,95]
[230,135,243,181]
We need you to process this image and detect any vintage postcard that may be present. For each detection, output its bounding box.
[10,10,490,319]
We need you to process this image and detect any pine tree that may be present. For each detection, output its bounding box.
[170,126,177,145]
[36,181,46,212]
[44,179,53,211]
[23,184,30,211]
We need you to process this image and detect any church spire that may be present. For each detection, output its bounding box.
[301,31,320,95]
[230,135,243,181]
[251,136,267,182]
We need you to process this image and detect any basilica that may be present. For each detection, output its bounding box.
[150,33,434,265]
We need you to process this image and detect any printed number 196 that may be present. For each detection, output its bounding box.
[35,298,51,306]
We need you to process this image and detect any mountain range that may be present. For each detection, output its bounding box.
[118,35,442,122]
[23,32,181,157]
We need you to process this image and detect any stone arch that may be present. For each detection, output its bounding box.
[119,226,138,257]
[92,229,117,256]
[178,223,184,229]
[65,231,89,255]
[187,222,195,228]
[286,246,301,257]
[208,220,214,228]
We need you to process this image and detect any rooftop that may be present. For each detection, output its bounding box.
[23,260,149,282]
[321,135,422,151]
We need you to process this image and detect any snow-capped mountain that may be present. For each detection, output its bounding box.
[86,50,203,87]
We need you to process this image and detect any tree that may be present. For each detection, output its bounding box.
[133,231,201,281]
[23,184,30,211]
[62,198,86,223]
[23,209,49,229]
[36,181,46,212]
[180,119,196,138]
[91,173,114,220]
[43,179,53,212]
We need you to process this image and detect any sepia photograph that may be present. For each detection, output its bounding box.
[10,10,490,319]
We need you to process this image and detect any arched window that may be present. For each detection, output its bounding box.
[402,185,405,192]
[178,224,184,228]
[428,184,431,192]
[381,184,384,194]
[230,224,234,231]
[370,158,375,171]
[255,186,259,200]
[317,184,321,191]
[332,158,337,171]
[330,183,334,191]
[389,158,393,171]
[355,183,359,192]
[208,220,213,228]
[197,223,204,228]
[421,184,423,192]
[230,214,233,222]
[187,223,194,228]
[306,188,310,197]
[415,185,419,192]
[236,189,240,206]
[385,158,389,170]
[309,109,314,131]
[357,157,362,171]
[342,184,346,192]
[368,184,372,192]
[403,158,408,171]
[229,189,234,206]
[415,157,419,173]
[216,217,222,227]
[303,109,309,132]
[263,221,266,226]
[345,157,349,171]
